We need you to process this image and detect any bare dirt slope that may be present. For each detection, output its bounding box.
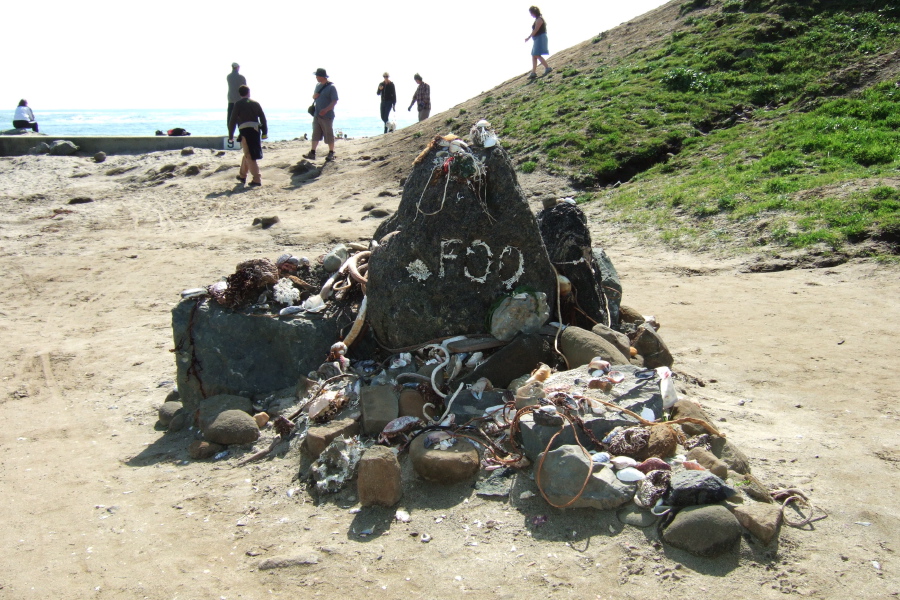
[0,131,898,599]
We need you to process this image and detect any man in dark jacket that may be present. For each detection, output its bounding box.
[377,72,396,134]
[227,85,268,187]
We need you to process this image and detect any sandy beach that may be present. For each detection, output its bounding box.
[1,129,898,599]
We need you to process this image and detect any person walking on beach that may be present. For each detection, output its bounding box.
[226,62,247,126]
[525,6,552,79]
[407,74,431,122]
[13,99,39,133]
[304,68,339,162]
[227,85,268,187]
[377,72,397,134]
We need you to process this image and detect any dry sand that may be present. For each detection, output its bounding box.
[0,134,898,599]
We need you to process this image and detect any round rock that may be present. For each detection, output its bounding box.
[662,504,742,557]
[157,401,183,427]
[93,151,107,163]
[409,435,480,484]
[202,409,260,445]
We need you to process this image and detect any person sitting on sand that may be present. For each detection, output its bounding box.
[13,99,39,133]
[227,85,268,187]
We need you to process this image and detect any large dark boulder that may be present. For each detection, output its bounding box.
[367,139,557,349]
[171,299,340,411]
[536,202,621,330]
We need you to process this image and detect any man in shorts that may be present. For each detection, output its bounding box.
[304,68,339,161]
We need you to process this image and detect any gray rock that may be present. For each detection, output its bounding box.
[731,501,782,545]
[93,152,107,163]
[258,553,320,570]
[357,446,402,507]
[475,467,515,497]
[288,159,321,183]
[461,333,559,389]
[164,389,180,403]
[49,140,79,155]
[662,504,742,557]
[368,143,557,349]
[157,401,183,427]
[181,147,195,156]
[665,470,736,507]
[360,384,399,435]
[171,299,341,412]
[631,325,673,369]
[409,435,480,484]
[559,326,630,367]
[710,437,751,474]
[617,505,658,528]
[183,165,201,176]
[591,323,631,357]
[398,387,426,419]
[536,445,634,510]
[202,409,260,445]
[670,400,715,436]
[592,249,622,329]
[322,244,349,272]
[28,142,50,155]
[536,202,613,329]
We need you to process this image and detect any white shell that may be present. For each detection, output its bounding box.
[180,287,208,299]
[482,133,498,148]
[640,407,656,422]
[588,357,610,372]
[475,119,491,128]
[610,456,638,470]
[395,509,411,523]
[616,467,646,482]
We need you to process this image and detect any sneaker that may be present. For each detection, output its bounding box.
[302,150,316,159]
[527,72,537,79]
[325,152,335,162]
[544,67,553,76]
[236,175,247,183]
[248,181,262,187]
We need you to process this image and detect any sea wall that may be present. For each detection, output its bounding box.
[0,135,231,156]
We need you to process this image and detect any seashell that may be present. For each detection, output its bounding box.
[482,133,498,148]
[331,342,348,356]
[254,412,270,428]
[616,467,646,482]
[629,347,638,357]
[603,427,625,445]
[587,399,606,415]
[527,363,552,383]
[180,287,208,299]
[640,407,656,422]
[635,457,671,474]
[561,197,576,205]
[279,305,304,316]
[557,275,572,298]
[610,456,638,470]
[588,357,611,372]
[475,119,491,128]
[681,460,706,471]
[420,533,432,543]
[607,371,625,384]
[588,378,613,392]
[591,451,611,464]
[395,509,411,523]
[209,281,227,293]
[469,377,492,400]
[651,500,672,516]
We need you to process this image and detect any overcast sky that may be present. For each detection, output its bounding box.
[5,0,670,116]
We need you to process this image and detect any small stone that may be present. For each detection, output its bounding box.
[93,151,107,163]
[167,411,189,432]
[398,387,426,419]
[666,470,736,507]
[731,501,782,545]
[188,440,225,460]
[322,245,349,272]
[369,208,391,218]
[709,437,751,474]
[254,412,270,428]
[662,505,741,557]
[357,446,402,507]
[360,385,399,436]
[646,425,678,458]
[181,147,195,156]
[591,323,632,356]
[216,150,226,156]
[157,401,183,427]
[687,447,729,479]
[559,326,630,367]
[197,394,253,431]
[306,418,361,459]
[409,435,480,484]
[258,553,320,570]
[202,409,260,445]
[49,140,79,155]
[631,325,673,369]
[617,505,658,528]
[164,389,180,403]
[183,165,201,176]
[618,305,645,325]
[670,400,714,437]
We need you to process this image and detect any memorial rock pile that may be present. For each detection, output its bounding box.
[165,121,814,558]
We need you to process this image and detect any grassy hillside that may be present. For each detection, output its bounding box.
[460,0,900,256]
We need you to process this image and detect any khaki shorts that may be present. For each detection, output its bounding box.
[312,115,335,145]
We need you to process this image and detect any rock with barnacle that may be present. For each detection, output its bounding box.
[366,129,558,348]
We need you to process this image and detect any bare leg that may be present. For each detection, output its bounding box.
[531,55,538,74]
[538,56,549,69]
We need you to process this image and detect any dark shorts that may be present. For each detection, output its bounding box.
[238,127,262,160]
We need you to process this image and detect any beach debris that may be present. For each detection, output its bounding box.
[310,436,362,494]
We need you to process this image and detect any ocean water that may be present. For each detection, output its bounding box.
[1,108,417,141]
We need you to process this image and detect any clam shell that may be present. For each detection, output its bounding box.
[635,457,671,473]
[607,371,626,384]
[591,451,611,464]
[616,467,646,482]
[681,460,706,471]
[610,456,638,470]
[180,287,208,299]
[588,357,611,372]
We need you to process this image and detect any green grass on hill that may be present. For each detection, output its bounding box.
[490,0,900,254]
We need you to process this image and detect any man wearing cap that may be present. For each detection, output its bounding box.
[228,85,268,187]
[407,73,430,122]
[227,62,247,126]
[377,72,396,134]
[304,68,339,161]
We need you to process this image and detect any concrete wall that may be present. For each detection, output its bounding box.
[0,135,234,157]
